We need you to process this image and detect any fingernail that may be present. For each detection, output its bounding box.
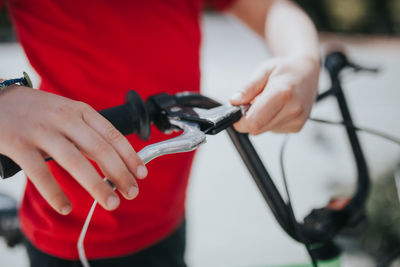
[61,205,72,215]
[136,165,148,179]
[107,195,120,210]
[127,186,139,199]
[230,92,243,102]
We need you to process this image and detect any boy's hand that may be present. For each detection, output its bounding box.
[0,86,147,215]
[230,55,320,134]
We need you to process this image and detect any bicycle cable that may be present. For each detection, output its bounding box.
[78,200,97,267]
[78,179,116,267]
[278,117,400,266]
[280,135,318,267]
[309,117,400,145]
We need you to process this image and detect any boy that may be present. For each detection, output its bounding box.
[0,0,319,266]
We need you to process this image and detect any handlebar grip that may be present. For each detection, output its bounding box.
[100,90,150,139]
[99,103,140,136]
[0,155,22,179]
[0,91,150,179]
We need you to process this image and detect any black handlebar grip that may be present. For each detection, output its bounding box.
[99,91,150,139]
[99,103,140,136]
[0,154,22,179]
[0,91,150,179]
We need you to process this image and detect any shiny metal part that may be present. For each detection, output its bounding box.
[192,105,242,126]
[137,119,206,164]
[137,104,245,164]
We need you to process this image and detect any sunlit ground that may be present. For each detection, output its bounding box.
[0,14,399,267]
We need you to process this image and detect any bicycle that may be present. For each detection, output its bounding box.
[0,51,399,267]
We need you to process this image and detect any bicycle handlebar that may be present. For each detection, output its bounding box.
[0,91,241,179]
[0,51,373,263]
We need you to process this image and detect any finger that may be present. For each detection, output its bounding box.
[234,87,290,134]
[81,106,147,180]
[270,119,306,133]
[14,149,72,215]
[62,121,139,200]
[230,62,275,105]
[257,101,305,133]
[38,134,120,210]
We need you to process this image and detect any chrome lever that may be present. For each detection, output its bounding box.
[137,119,206,164]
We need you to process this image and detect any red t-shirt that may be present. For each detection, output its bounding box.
[2,0,235,260]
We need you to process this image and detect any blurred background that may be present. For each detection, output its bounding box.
[0,1,399,267]
[294,0,400,34]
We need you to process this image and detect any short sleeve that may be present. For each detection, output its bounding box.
[205,0,237,12]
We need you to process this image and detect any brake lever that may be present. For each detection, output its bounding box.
[137,103,244,164]
[0,91,244,179]
[138,119,206,164]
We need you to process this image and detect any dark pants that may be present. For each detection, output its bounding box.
[25,221,187,267]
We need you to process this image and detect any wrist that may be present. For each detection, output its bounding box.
[295,52,321,71]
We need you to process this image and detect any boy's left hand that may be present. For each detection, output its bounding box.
[230,55,320,134]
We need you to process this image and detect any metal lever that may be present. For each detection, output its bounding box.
[137,119,206,164]
[136,104,243,164]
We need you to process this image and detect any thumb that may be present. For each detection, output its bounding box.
[230,62,275,105]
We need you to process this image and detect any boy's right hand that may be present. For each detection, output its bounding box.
[0,86,147,215]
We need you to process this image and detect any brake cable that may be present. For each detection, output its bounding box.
[308,118,400,145]
[279,117,400,267]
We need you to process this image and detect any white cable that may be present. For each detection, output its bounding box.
[78,178,115,267]
[77,199,98,267]
[75,124,200,266]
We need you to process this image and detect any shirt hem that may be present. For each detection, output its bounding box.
[20,213,185,260]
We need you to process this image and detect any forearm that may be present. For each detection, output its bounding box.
[227,0,321,134]
[228,0,320,62]
[264,0,319,61]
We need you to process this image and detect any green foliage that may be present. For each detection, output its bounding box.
[294,0,400,34]
[338,168,400,264]
[0,8,15,42]
[361,169,400,260]
[1,1,399,41]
